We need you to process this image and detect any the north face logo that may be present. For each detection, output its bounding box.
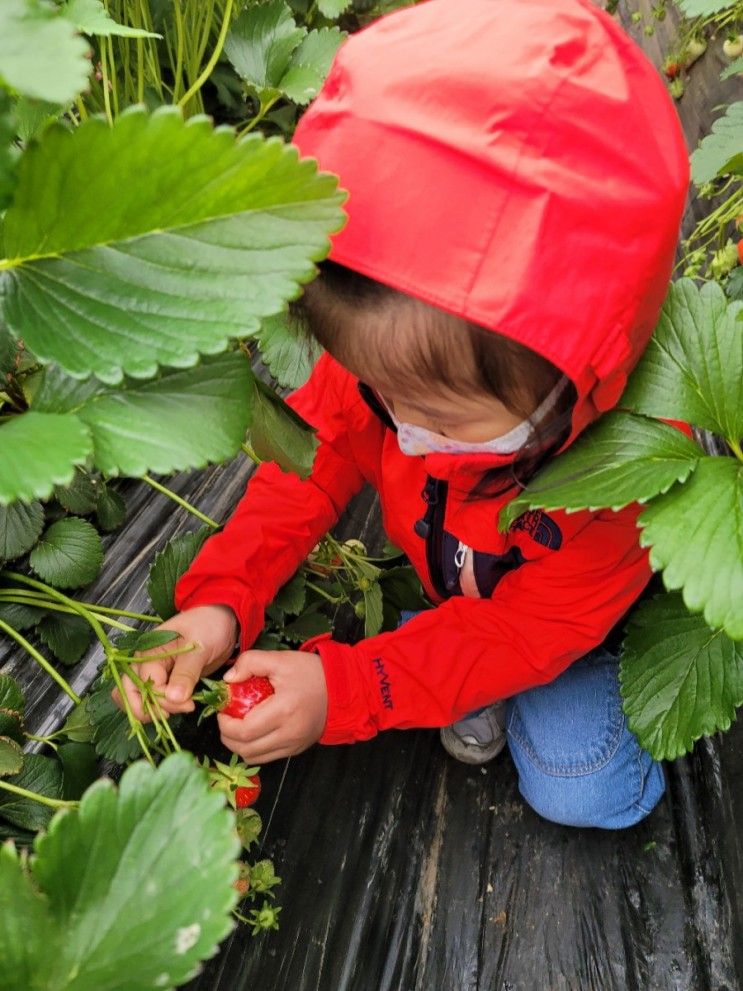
[511,510,562,550]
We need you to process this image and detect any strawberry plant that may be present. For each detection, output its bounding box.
[499,278,743,760]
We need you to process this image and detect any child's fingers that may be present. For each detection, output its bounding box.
[217,696,283,744]
[163,651,210,705]
[222,649,277,683]
[220,731,293,765]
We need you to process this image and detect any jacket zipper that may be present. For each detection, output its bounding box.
[414,476,449,600]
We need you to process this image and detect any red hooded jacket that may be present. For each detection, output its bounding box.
[175,0,690,744]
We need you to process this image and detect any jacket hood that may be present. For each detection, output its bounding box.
[293,0,690,453]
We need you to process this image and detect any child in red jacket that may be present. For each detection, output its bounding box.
[117,0,689,827]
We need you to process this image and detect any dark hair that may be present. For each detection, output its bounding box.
[292,261,576,497]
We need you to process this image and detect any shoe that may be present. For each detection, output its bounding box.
[440,701,507,765]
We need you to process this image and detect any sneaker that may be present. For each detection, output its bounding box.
[440,701,507,765]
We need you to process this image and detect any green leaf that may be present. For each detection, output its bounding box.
[0,0,91,104]
[235,807,262,849]
[363,581,383,637]
[0,737,23,777]
[0,674,24,713]
[0,412,92,506]
[621,280,743,443]
[0,319,19,376]
[3,753,240,991]
[274,570,306,615]
[0,843,49,990]
[60,700,95,744]
[147,528,212,621]
[37,611,92,664]
[282,609,332,642]
[12,96,61,142]
[0,600,46,631]
[639,456,743,640]
[255,311,322,388]
[0,753,62,831]
[54,470,98,514]
[85,679,160,764]
[113,628,178,653]
[2,107,344,384]
[720,55,743,81]
[225,1,306,92]
[0,500,44,562]
[95,485,127,532]
[690,101,743,184]
[0,92,19,211]
[61,0,160,37]
[248,374,318,477]
[621,594,743,760]
[57,740,98,800]
[676,0,736,18]
[29,517,103,589]
[498,412,701,529]
[279,28,344,105]
[317,0,352,17]
[0,709,25,745]
[78,352,255,477]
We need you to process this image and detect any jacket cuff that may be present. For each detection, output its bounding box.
[310,639,377,745]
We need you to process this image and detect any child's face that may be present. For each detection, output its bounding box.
[375,381,526,444]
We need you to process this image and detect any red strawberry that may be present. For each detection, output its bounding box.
[235,775,261,808]
[195,676,274,719]
[663,58,681,79]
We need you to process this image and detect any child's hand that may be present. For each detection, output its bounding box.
[112,604,238,722]
[216,649,328,764]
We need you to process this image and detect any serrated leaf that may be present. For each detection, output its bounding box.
[0,753,62,831]
[0,708,24,745]
[61,0,160,37]
[639,456,743,640]
[57,740,98,800]
[1,107,344,384]
[622,280,743,444]
[280,28,344,105]
[0,319,19,376]
[37,611,92,664]
[54,470,98,514]
[317,0,352,16]
[0,737,23,776]
[690,101,743,184]
[363,581,383,637]
[621,594,743,759]
[0,412,92,506]
[0,843,49,989]
[498,412,701,529]
[113,628,178,653]
[60,700,95,744]
[282,609,331,642]
[147,528,212,620]
[0,600,46,631]
[0,500,44,562]
[2,753,240,991]
[12,96,61,142]
[29,517,103,589]
[274,570,306,615]
[255,311,322,388]
[248,374,318,477]
[0,92,19,212]
[0,675,24,714]
[79,352,255,476]
[0,0,91,104]
[676,0,736,18]
[225,1,306,92]
[95,485,127,532]
[85,679,160,764]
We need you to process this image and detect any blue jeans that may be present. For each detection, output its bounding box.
[400,612,665,829]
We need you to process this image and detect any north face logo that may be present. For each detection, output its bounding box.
[511,510,562,550]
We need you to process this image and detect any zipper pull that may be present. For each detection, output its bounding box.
[454,540,468,572]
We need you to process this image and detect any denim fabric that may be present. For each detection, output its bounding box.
[398,612,665,829]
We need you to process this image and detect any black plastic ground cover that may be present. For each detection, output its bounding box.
[3,3,743,988]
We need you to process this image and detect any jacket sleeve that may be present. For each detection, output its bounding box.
[174,354,374,647]
[312,504,652,744]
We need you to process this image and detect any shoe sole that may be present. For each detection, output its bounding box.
[439,726,507,765]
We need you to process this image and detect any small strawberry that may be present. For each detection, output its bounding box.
[195,676,274,719]
[663,57,681,79]
[235,775,261,808]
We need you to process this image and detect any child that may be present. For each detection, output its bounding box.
[118,0,690,828]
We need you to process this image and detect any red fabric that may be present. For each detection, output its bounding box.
[175,0,691,743]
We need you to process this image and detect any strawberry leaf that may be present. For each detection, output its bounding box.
[57,740,99,801]
[363,581,384,637]
[498,411,701,529]
[0,601,46,632]
[61,0,160,38]
[0,413,92,507]
[248,374,318,478]
[0,675,24,714]
[621,280,743,444]
[85,679,160,765]
[29,517,103,589]
[37,611,92,665]
[279,28,345,105]
[54,471,98,515]
[621,594,743,759]
[95,485,127,532]
[0,737,23,777]
[147,528,212,621]
[0,753,63,831]
[1,753,240,991]
[273,571,307,616]
[317,0,352,16]
[1,107,344,384]
[639,456,743,640]
[0,709,24,745]
[254,311,322,388]
[0,500,44,562]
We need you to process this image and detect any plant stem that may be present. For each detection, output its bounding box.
[177,0,235,111]
[729,437,743,462]
[304,580,342,604]
[241,441,262,465]
[0,619,81,704]
[141,475,220,529]
[99,42,114,126]
[0,592,133,632]
[0,779,77,810]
